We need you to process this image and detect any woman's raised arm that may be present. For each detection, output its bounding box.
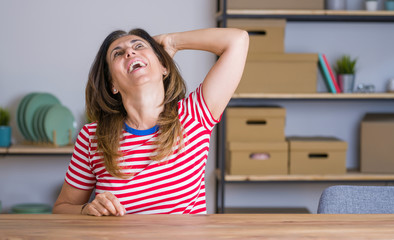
[154,28,249,120]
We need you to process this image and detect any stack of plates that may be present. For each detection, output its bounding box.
[17,93,76,146]
[11,203,52,214]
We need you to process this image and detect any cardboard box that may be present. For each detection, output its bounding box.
[226,107,286,142]
[227,141,288,175]
[227,0,324,10]
[227,19,285,54]
[288,137,347,175]
[361,113,394,173]
[236,53,318,94]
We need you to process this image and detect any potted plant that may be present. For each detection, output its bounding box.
[365,0,379,11]
[334,55,358,93]
[0,107,11,147]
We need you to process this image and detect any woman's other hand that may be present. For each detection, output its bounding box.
[153,33,177,58]
[82,192,126,216]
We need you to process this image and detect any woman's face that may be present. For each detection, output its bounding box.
[106,35,166,93]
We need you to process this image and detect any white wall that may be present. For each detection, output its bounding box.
[1,0,394,214]
[0,0,217,213]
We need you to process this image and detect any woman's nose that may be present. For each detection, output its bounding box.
[126,48,136,57]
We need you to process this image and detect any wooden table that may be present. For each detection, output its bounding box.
[1,214,394,239]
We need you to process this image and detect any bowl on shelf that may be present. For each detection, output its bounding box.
[11,203,52,214]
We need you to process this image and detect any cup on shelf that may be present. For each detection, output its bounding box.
[387,78,394,92]
[365,0,379,11]
[326,0,346,10]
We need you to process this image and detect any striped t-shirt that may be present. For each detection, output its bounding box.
[65,85,219,214]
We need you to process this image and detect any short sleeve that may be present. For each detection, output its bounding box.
[178,84,222,132]
[65,125,96,190]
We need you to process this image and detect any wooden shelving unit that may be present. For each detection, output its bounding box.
[215,0,394,214]
[217,94,394,213]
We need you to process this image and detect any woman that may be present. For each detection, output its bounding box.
[53,28,248,216]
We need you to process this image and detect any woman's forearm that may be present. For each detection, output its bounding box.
[52,202,85,214]
[170,28,248,56]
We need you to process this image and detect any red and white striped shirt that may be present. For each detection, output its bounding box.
[65,85,219,214]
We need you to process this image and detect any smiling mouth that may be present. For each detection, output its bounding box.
[128,60,147,73]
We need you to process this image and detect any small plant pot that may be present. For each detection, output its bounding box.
[386,0,394,10]
[0,126,11,147]
[366,1,379,11]
[338,74,356,93]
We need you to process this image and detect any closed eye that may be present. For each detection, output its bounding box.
[113,50,124,59]
[134,43,144,49]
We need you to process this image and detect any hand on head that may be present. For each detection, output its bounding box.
[153,34,177,58]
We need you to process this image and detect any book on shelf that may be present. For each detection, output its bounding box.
[322,54,341,93]
[318,53,337,94]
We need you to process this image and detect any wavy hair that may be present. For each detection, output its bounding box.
[85,28,186,178]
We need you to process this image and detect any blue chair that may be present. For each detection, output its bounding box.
[317,185,394,214]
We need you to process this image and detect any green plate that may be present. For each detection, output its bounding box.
[43,104,75,146]
[37,105,52,142]
[17,93,38,141]
[32,105,44,142]
[24,93,61,142]
[11,203,52,214]
[32,105,51,142]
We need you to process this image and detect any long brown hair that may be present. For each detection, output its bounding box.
[86,29,186,178]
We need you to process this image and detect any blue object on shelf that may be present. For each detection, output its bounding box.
[386,0,394,10]
[0,126,11,147]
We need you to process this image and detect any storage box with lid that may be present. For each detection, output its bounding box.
[226,0,325,10]
[360,113,394,173]
[226,141,288,175]
[236,53,318,94]
[227,19,286,54]
[226,107,286,142]
[288,137,347,175]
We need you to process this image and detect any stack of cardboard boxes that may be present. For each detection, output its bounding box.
[226,107,288,175]
[225,108,348,176]
[228,18,318,94]
[225,13,348,176]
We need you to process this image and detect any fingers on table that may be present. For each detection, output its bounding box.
[89,192,126,216]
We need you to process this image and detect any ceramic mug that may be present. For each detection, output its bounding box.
[326,0,346,10]
[387,78,394,92]
[366,0,379,11]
